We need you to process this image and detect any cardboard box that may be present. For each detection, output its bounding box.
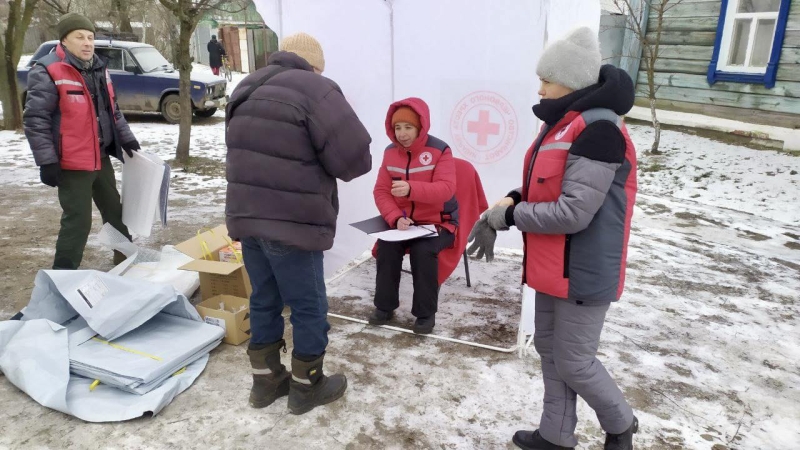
[196,295,251,345]
[219,241,242,263]
[175,225,252,301]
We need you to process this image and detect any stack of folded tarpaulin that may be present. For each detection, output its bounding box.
[0,269,223,422]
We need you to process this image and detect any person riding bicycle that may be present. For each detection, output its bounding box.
[208,35,226,76]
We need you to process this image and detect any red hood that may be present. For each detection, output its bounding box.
[385,97,431,150]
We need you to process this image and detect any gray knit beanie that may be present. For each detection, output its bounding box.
[56,12,96,41]
[536,27,601,91]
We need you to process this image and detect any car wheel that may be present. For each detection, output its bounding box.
[194,108,217,118]
[161,94,181,124]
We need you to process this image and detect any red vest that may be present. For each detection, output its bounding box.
[522,109,637,301]
[41,44,117,171]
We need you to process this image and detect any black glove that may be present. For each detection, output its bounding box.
[466,215,497,262]
[121,140,141,159]
[39,163,62,188]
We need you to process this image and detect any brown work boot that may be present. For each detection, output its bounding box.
[247,339,291,408]
[288,354,347,415]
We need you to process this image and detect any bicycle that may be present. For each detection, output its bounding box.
[221,55,233,82]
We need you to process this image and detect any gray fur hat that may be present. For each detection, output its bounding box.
[536,27,601,91]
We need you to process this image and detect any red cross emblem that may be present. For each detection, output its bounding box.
[467,110,501,146]
[419,152,433,165]
[450,91,518,164]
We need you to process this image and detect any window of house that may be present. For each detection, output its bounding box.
[708,0,792,88]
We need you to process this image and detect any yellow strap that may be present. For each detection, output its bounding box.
[89,379,100,391]
[172,367,187,377]
[91,337,163,362]
[197,228,215,261]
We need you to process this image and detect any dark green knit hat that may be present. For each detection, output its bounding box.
[57,12,95,40]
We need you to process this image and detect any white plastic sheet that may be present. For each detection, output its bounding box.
[99,223,200,298]
[25,270,184,340]
[121,151,169,238]
[0,271,220,422]
[254,0,601,277]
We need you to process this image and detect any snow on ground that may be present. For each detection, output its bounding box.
[632,126,800,225]
[0,102,799,448]
[323,194,800,450]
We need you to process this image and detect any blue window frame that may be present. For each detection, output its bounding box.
[707,0,792,88]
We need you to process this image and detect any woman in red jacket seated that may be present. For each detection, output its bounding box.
[370,98,459,334]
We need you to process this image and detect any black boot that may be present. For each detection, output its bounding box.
[288,354,347,415]
[513,430,574,450]
[247,339,291,408]
[368,308,393,325]
[412,315,435,334]
[604,416,638,450]
[113,250,127,266]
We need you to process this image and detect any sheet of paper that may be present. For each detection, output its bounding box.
[370,225,437,242]
[157,162,170,227]
[75,275,109,309]
[121,151,167,238]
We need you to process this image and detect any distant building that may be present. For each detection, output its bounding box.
[191,1,278,74]
[605,0,798,128]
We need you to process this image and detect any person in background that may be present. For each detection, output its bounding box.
[370,98,457,335]
[207,34,227,76]
[467,27,639,450]
[225,32,372,415]
[23,12,139,272]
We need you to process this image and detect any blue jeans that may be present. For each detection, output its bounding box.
[241,237,330,358]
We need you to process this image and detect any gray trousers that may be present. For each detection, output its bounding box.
[534,292,633,448]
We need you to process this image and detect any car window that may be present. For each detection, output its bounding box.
[96,48,124,71]
[123,51,139,73]
[129,47,171,73]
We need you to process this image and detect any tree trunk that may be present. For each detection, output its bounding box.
[645,58,662,154]
[175,18,194,164]
[0,60,24,130]
[113,0,134,33]
[649,97,661,154]
[0,60,13,130]
[1,0,39,130]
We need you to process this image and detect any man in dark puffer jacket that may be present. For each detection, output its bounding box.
[23,13,139,271]
[225,32,372,415]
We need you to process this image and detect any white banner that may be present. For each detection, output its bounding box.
[253,0,601,277]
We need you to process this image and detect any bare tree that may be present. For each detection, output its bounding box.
[41,0,71,15]
[112,0,133,32]
[157,0,246,164]
[614,0,684,154]
[0,0,39,130]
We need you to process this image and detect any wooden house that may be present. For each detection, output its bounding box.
[636,0,799,128]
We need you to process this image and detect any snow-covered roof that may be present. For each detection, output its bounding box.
[95,21,151,28]
[601,0,624,14]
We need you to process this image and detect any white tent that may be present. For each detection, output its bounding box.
[252,0,602,278]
